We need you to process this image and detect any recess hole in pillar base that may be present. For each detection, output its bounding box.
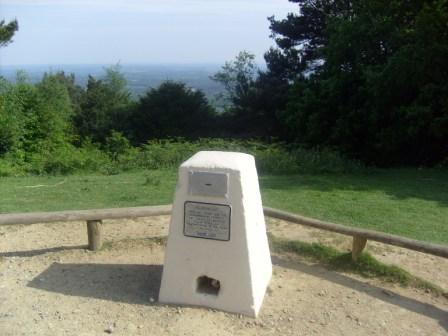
[196,276,221,296]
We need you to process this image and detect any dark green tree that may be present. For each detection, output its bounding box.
[268,0,448,165]
[212,51,288,137]
[0,18,20,152]
[0,19,18,47]
[75,65,131,143]
[131,81,215,143]
[211,51,259,135]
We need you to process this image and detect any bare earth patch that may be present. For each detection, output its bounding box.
[1,216,447,335]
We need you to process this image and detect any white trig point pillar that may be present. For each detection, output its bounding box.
[159,151,272,317]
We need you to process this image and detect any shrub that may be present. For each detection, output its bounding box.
[0,159,19,177]
[134,138,362,174]
[0,137,363,176]
[290,147,364,174]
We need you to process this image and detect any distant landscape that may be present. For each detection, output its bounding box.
[0,63,225,100]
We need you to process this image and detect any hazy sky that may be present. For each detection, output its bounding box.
[0,0,297,66]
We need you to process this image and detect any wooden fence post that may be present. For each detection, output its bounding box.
[87,220,102,251]
[352,236,367,261]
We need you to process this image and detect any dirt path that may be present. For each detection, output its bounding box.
[1,217,447,336]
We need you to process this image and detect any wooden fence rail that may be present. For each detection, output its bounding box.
[0,205,172,226]
[263,207,448,260]
[1,205,447,260]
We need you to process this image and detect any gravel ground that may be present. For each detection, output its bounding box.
[0,216,447,335]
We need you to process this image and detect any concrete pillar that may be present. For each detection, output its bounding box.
[159,151,272,317]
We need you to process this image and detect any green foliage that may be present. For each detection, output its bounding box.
[211,51,258,107]
[27,143,110,175]
[255,144,363,174]
[0,73,74,165]
[211,52,286,137]
[35,74,74,143]
[136,139,362,174]
[0,79,22,155]
[4,6,447,172]
[105,131,132,158]
[0,158,18,177]
[46,71,85,120]
[131,81,216,143]
[75,65,131,143]
[0,19,18,47]
[266,0,448,165]
[0,135,361,176]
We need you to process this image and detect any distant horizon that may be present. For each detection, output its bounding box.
[1,62,229,67]
[0,62,268,72]
[0,62,231,99]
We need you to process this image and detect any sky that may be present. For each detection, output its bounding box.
[0,0,298,66]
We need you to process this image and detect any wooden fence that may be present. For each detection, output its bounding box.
[1,205,447,261]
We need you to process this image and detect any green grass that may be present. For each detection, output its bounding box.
[260,169,448,245]
[0,168,447,244]
[0,170,177,213]
[269,234,447,296]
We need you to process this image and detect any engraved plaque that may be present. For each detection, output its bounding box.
[184,201,231,241]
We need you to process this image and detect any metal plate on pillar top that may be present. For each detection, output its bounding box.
[188,171,228,198]
[184,201,231,241]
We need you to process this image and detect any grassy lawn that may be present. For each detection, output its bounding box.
[0,168,447,245]
[260,169,448,245]
[0,170,177,213]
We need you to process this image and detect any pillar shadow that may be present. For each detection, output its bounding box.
[28,263,163,305]
[272,255,448,331]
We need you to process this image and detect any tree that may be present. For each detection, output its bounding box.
[211,51,258,108]
[0,78,23,155]
[266,1,338,80]
[212,51,283,136]
[48,71,85,118]
[267,0,448,165]
[212,51,294,137]
[0,72,74,160]
[131,81,215,143]
[35,74,74,147]
[74,65,131,143]
[0,19,18,47]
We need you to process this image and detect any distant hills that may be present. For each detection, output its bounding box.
[0,63,225,100]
